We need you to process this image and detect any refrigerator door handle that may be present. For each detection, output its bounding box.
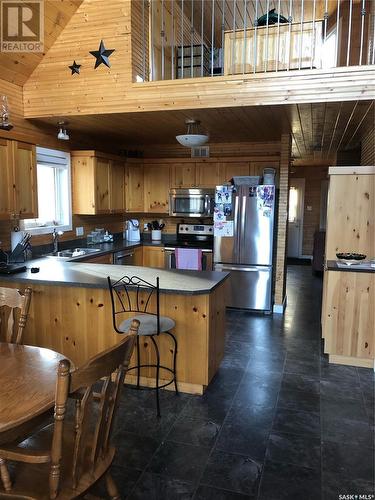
[233,193,240,262]
[215,265,270,272]
[240,194,246,263]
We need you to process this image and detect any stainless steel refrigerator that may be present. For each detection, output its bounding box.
[214,183,275,311]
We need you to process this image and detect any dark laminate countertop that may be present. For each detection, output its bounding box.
[0,260,229,295]
[326,260,375,273]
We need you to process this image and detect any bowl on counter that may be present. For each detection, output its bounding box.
[336,252,367,265]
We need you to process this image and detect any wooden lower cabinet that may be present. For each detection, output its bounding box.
[142,246,165,268]
[80,253,113,264]
[3,280,227,394]
[322,270,374,367]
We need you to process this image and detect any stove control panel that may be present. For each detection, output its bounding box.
[177,224,213,236]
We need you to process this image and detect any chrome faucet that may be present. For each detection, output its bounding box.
[52,229,63,253]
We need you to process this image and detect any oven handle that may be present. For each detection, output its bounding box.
[164,247,212,253]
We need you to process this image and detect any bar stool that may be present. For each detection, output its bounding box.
[107,275,178,417]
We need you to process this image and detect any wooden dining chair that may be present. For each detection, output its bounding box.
[0,319,139,499]
[0,286,32,344]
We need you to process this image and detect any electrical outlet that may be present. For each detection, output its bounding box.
[76,226,84,236]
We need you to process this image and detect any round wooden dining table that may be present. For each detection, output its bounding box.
[0,342,68,444]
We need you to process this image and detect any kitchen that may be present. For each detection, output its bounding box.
[0,0,374,498]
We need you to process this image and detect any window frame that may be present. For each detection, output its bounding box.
[21,147,72,236]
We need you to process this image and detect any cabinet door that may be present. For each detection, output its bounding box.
[218,162,250,184]
[142,246,165,268]
[144,165,170,213]
[133,246,143,266]
[196,162,220,188]
[95,158,111,213]
[72,155,96,215]
[12,141,38,219]
[171,163,196,187]
[110,160,125,213]
[0,139,12,218]
[81,253,113,264]
[125,164,144,212]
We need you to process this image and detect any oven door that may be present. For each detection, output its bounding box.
[164,247,212,270]
[169,191,213,217]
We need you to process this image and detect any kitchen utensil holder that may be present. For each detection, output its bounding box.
[151,230,162,241]
[8,244,27,263]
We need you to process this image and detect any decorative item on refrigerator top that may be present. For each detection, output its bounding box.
[213,179,276,312]
[263,167,276,185]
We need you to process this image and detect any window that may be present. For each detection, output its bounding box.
[22,147,72,234]
[321,30,337,68]
[288,186,299,223]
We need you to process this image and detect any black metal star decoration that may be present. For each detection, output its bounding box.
[89,40,115,69]
[68,60,81,75]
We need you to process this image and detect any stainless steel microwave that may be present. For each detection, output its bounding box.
[169,188,215,217]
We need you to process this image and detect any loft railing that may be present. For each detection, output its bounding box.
[132,0,375,82]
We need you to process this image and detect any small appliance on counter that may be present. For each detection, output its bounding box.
[125,219,141,241]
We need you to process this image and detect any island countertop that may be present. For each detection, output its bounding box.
[0,260,229,295]
[326,260,375,273]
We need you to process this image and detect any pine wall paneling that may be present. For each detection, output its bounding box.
[22,0,375,117]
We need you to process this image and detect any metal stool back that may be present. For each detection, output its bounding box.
[107,275,178,417]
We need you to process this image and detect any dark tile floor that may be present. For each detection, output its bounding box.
[97,265,375,499]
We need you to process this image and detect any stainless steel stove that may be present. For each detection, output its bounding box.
[164,223,213,269]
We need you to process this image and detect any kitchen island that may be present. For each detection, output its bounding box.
[0,260,229,394]
[322,261,375,368]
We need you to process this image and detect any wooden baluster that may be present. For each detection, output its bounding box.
[0,457,12,492]
[49,358,70,499]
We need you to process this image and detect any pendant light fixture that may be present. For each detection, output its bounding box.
[176,119,208,147]
[57,121,70,141]
[0,95,13,131]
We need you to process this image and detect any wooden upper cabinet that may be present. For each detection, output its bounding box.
[125,163,144,212]
[95,157,111,213]
[143,164,170,213]
[72,151,125,215]
[218,162,250,184]
[0,139,12,219]
[196,162,221,188]
[110,160,126,213]
[0,139,37,219]
[171,163,197,187]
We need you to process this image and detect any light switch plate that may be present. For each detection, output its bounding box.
[76,226,84,236]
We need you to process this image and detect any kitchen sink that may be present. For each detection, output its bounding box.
[45,248,102,260]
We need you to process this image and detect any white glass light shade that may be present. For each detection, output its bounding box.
[176,134,209,147]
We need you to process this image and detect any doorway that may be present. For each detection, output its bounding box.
[287,178,305,258]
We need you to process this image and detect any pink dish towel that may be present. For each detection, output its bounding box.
[175,248,202,270]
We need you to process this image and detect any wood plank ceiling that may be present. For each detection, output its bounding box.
[0,0,82,86]
[33,99,374,161]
